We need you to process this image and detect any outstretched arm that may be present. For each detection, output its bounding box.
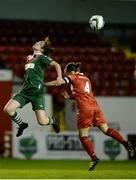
[45,80,58,86]
[50,61,63,84]
[45,79,66,86]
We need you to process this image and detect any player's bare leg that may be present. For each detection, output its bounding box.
[98,123,135,157]
[78,127,100,171]
[35,110,60,133]
[4,99,28,137]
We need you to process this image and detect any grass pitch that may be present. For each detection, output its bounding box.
[0,158,136,179]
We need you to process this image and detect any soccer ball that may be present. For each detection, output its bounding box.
[89,15,105,30]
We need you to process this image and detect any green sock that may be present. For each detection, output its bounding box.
[47,116,54,125]
[11,112,22,126]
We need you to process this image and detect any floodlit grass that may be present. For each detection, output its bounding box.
[0,158,136,179]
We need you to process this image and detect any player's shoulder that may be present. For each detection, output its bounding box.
[68,74,76,81]
[40,54,53,61]
[76,72,87,79]
[68,73,85,81]
[81,73,89,79]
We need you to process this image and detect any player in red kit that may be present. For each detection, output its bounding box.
[45,62,135,171]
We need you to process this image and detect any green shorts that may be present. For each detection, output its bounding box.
[12,92,45,111]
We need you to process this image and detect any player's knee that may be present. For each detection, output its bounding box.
[4,105,12,115]
[103,130,107,135]
[100,127,108,135]
[78,131,88,138]
[37,119,47,126]
[38,121,46,126]
[99,124,109,134]
[4,104,16,116]
[102,127,110,135]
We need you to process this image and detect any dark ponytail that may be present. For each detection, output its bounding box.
[42,36,54,55]
[42,46,54,55]
[75,62,81,72]
[65,62,81,73]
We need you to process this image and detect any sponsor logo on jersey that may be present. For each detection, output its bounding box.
[25,63,35,70]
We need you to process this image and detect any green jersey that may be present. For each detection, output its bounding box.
[21,53,52,95]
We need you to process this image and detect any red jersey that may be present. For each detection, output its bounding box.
[64,73,98,110]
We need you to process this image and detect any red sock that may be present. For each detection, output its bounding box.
[80,136,97,161]
[106,128,126,145]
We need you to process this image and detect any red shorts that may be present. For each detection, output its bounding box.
[77,107,107,129]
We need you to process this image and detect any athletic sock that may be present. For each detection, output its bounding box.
[80,136,97,161]
[106,128,126,146]
[47,116,54,125]
[10,112,23,126]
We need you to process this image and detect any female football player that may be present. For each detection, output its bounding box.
[45,62,135,171]
[4,37,62,137]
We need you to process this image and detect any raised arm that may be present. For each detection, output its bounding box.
[50,61,63,84]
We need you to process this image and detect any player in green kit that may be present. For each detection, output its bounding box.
[4,37,62,137]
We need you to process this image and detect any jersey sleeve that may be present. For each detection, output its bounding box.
[40,54,53,65]
[63,75,75,84]
[63,76,72,84]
